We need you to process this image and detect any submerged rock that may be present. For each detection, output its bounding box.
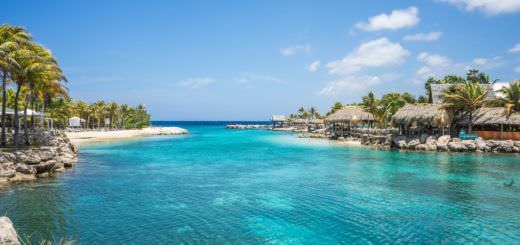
[0,217,20,245]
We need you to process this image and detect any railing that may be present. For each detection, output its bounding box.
[473,131,520,140]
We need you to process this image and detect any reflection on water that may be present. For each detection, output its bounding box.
[0,124,519,244]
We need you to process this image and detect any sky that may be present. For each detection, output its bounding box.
[2,0,520,120]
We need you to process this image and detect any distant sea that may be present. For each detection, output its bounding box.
[0,121,519,243]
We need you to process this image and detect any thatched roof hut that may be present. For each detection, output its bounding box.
[270,115,286,122]
[469,107,520,126]
[326,106,374,123]
[392,104,453,128]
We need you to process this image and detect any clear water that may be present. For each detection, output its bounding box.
[0,122,519,244]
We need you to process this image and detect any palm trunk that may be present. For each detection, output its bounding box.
[40,102,45,128]
[13,85,22,148]
[30,95,35,129]
[23,95,30,146]
[1,72,8,147]
[468,112,473,133]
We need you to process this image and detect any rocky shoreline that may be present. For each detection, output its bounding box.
[357,133,520,153]
[0,131,78,184]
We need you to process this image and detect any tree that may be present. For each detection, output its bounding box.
[443,81,487,132]
[499,80,520,114]
[327,102,343,116]
[361,91,379,121]
[0,24,32,146]
[309,107,318,119]
[379,93,408,125]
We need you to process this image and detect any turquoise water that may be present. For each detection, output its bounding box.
[0,122,519,244]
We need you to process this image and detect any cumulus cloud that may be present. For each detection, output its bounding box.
[319,38,409,96]
[178,77,215,88]
[509,43,520,53]
[307,60,320,72]
[515,66,520,73]
[404,31,442,41]
[437,0,520,15]
[417,52,452,67]
[318,75,382,95]
[355,7,420,32]
[280,44,312,56]
[326,38,409,76]
[473,58,487,65]
[236,72,286,85]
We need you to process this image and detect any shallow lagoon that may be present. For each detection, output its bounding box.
[1,123,519,243]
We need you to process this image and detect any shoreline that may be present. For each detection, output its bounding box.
[66,127,188,145]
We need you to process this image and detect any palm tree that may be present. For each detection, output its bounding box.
[0,24,32,146]
[361,91,379,120]
[379,93,408,125]
[327,102,343,116]
[499,80,520,114]
[309,107,317,120]
[107,102,119,128]
[297,107,307,119]
[443,81,488,132]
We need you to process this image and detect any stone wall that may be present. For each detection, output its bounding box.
[0,131,78,183]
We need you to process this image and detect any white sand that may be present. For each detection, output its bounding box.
[66,127,188,145]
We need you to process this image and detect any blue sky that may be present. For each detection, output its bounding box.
[2,0,520,120]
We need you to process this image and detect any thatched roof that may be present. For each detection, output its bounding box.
[271,115,286,121]
[392,104,453,127]
[326,106,374,123]
[468,107,520,126]
[288,118,324,124]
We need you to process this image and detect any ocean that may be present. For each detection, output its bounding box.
[0,121,518,244]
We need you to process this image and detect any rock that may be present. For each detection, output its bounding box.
[71,143,79,153]
[496,140,515,153]
[475,138,488,151]
[437,135,451,150]
[407,139,421,149]
[448,141,467,152]
[416,144,427,151]
[24,152,41,165]
[15,164,36,175]
[14,152,28,163]
[0,217,20,245]
[420,133,429,144]
[33,160,57,174]
[0,168,15,178]
[426,136,437,144]
[38,150,55,161]
[462,140,477,151]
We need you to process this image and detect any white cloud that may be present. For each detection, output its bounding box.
[404,32,442,41]
[355,7,420,32]
[473,58,487,65]
[307,60,320,72]
[417,52,452,67]
[515,66,520,73]
[318,75,382,95]
[509,43,520,53]
[437,0,520,15]
[326,38,410,76]
[237,73,286,85]
[280,44,311,56]
[178,77,215,88]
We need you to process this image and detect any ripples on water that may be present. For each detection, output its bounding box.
[0,122,519,244]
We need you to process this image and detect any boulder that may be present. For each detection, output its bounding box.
[14,152,28,163]
[24,152,41,165]
[448,141,467,152]
[475,138,488,152]
[0,217,20,245]
[462,140,477,151]
[407,139,421,149]
[0,168,15,178]
[496,140,515,153]
[420,133,429,144]
[15,164,36,175]
[38,150,55,161]
[33,160,57,174]
[437,135,451,150]
[426,136,437,144]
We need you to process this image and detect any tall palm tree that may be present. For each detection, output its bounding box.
[361,91,379,121]
[309,107,317,120]
[499,80,520,114]
[0,24,31,146]
[327,102,343,116]
[379,93,408,125]
[443,81,487,132]
[297,107,306,119]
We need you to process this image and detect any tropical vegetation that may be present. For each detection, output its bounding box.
[0,24,150,148]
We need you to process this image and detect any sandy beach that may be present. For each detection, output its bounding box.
[66,127,188,145]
